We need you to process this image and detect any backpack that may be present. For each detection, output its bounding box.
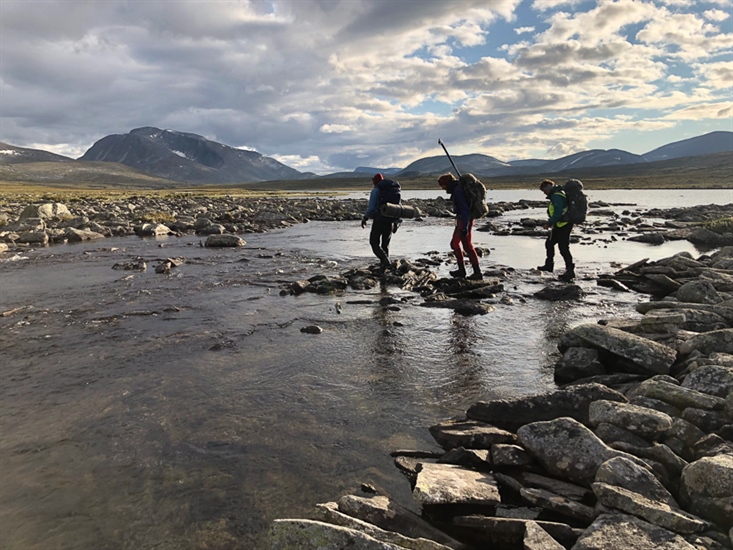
[377,178,402,220]
[458,173,489,219]
[561,179,588,224]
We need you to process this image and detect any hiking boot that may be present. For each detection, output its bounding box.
[467,266,483,280]
[449,267,467,278]
[558,264,575,282]
[537,260,554,272]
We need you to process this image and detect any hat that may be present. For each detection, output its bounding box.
[438,174,454,189]
[372,173,384,185]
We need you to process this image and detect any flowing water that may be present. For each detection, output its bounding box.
[0,190,730,549]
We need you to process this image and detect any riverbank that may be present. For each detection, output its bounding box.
[269,249,733,549]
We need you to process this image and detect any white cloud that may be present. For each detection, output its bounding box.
[703,9,731,22]
[319,124,352,134]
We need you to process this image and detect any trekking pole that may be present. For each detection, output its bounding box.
[438,138,462,179]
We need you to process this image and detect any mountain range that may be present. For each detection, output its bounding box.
[1,127,731,185]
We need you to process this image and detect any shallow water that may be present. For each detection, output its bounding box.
[0,193,727,549]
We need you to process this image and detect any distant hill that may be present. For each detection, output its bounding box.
[78,127,308,184]
[399,153,510,177]
[644,131,733,161]
[395,132,732,179]
[0,142,75,164]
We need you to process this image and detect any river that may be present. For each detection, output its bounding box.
[0,189,730,549]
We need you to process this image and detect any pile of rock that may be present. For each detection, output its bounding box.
[270,248,733,549]
[283,256,509,318]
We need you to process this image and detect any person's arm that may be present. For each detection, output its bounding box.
[547,193,567,226]
[364,187,381,219]
[362,187,380,224]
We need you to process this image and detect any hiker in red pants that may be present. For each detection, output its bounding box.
[438,173,482,280]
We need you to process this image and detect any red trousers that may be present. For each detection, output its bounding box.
[450,219,479,267]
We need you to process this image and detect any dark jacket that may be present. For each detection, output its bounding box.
[447,181,471,229]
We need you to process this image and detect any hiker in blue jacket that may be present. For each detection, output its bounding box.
[438,173,482,280]
[537,179,575,281]
[361,173,400,273]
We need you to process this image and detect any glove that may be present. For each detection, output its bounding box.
[392,223,399,234]
[361,217,367,228]
[461,226,469,237]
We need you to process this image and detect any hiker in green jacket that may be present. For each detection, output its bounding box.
[537,179,575,281]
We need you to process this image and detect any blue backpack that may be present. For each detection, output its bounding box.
[377,179,401,220]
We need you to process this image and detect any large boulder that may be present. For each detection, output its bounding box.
[466,384,626,432]
[681,365,733,398]
[562,324,677,375]
[19,202,71,221]
[595,456,677,508]
[679,329,733,356]
[588,400,673,441]
[516,417,649,486]
[627,379,726,411]
[204,234,246,247]
[674,280,724,305]
[679,454,733,530]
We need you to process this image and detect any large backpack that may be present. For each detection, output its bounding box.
[458,173,489,219]
[562,179,588,224]
[377,178,402,220]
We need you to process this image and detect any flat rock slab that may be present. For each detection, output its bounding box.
[452,515,581,549]
[315,503,454,550]
[588,399,673,440]
[413,463,501,507]
[269,518,407,549]
[467,383,626,432]
[572,513,698,550]
[519,487,596,524]
[592,483,708,534]
[565,324,677,374]
[428,419,517,450]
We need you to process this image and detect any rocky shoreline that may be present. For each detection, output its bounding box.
[1,195,732,549]
[1,194,732,254]
[271,245,733,550]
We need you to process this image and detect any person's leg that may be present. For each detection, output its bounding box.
[449,226,466,277]
[461,221,482,280]
[538,228,556,271]
[369,221,390,267]
[557,224,575,280]
[378,219,393,268]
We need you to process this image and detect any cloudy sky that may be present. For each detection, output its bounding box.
[1,0,731,174]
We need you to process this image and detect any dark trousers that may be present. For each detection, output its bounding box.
[369,218,392,265]
[545,223,573,268]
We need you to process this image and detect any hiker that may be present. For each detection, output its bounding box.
[537,179,575,281]
[438,173,482,280]
[361,173,401,273]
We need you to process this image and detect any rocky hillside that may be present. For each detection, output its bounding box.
[79,127,308,184]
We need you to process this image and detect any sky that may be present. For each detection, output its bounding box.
[1,0,732,175]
